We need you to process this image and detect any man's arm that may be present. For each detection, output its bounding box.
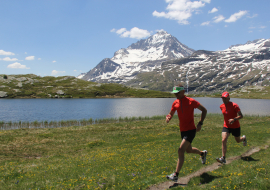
[166,110,175,123]
[229,110,243,124]
[196,104,207,132]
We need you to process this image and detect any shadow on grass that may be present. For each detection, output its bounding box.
[199,173,222,184]
[170,173,223,188]
[169,183,187,188]
[241,156,260,162]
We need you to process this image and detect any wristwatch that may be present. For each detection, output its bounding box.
[198,121,203,125]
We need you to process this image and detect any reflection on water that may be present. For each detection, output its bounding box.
[0,97,270,122]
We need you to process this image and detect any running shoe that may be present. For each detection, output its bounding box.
[166,172,178,182]
[216,157,226,164]
[242,135,247,146]
[201,150,207,164]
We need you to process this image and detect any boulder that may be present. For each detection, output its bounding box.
[0,91,8,98]
[56,90,65,95]
[17,82,23,87]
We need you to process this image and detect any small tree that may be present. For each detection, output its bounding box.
[3,75,8,79]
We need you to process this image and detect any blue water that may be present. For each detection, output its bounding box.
[0,97,270,122]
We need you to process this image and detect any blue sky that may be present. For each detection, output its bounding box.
[0,0,269,77]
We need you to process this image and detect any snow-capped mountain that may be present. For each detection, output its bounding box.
[111,30,194,64]
[125,38,270,93]
[226,39,270,51]
[78,31,270,93]
[79,31,195,82]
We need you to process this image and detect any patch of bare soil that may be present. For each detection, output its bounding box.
[148,146,268,190]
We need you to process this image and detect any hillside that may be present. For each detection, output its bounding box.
[78,31,270,94]
[190,85,270,99]
[126,43,270,93]
[0,74,174,98]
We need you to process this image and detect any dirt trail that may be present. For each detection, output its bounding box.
[148,145,268,190]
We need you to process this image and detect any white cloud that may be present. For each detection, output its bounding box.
[25,56,35,60]
[156,29,166,33]
[116,28,127,34]
[247,14,258,18]
[112,27,151,39]
[208,7,218,13]
[38,58,41,60]
[7,62,30,69]
[225,10,248,23]
[201,21,210,26]
[213,15,225,23]
[52,60,56,63]
[152,0,210,24]
[2,57,18,61]
[51,70,65,76]
[0,50,15,56]
[249,26,266,30]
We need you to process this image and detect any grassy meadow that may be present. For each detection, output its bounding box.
[0,74,174,98]
[0,114,270,189]
[1,74,270,99]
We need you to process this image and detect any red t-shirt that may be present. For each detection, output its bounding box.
[220,101,241,128]
[171,96,200,132]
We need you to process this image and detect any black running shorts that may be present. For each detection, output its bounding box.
[222,127,241,137]
[181,129,196,143]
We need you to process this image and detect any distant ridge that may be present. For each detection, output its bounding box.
[78,33,270,93]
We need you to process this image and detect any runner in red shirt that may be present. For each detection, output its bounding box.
[166,83,208,182]
[216,91,247,164]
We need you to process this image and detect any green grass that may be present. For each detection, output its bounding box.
[2,74,270,99]
[0,116,163,130]
[0,114,269,189]
[0,74,174,98]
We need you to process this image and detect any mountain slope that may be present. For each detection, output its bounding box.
[79,31,270,93]
[126,39,270,93]
[111,30,194,64]
[80,31,195,82]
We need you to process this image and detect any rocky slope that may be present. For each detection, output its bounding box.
[79,30,195,83]
[79,32,270,93]
[0,74,173,98]
[128,38,270,93]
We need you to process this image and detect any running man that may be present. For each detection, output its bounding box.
[216,91,247,164]
[166,84,208,182]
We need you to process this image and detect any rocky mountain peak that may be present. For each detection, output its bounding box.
[111,31,195,64]
[80,31,195,82]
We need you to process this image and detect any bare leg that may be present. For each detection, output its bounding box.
[185,143,203,155]
[176,139,191,173]
[222,132,230,158]
[235,136,244,143]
